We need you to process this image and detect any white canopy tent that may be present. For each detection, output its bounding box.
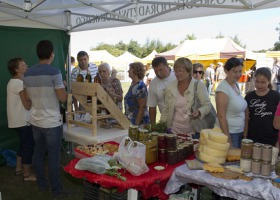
[0,1,279,32]
[88,50,117,65]
[141,50,158,64]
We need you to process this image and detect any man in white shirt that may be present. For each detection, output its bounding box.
[147,57,176,124]
[215,62,226,86]
[205,64,215,95]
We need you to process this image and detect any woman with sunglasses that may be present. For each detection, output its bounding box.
[192,63,204,81]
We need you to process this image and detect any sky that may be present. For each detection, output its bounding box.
[70,7,280,57]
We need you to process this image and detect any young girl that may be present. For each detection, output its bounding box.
[244,67,280,146]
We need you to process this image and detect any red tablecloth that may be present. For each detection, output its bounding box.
[64,156,194,200]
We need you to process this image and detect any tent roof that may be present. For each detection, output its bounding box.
[117,51,141,62]
[141,50,158,64]
[88,50,116,63]
[157,37,257,60]
[0,1,279,32]
[266,51,280,58]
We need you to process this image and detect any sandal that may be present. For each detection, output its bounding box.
[14,170,23,176]
[23,173,37,181]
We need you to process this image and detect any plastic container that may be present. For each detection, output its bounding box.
[1,149,17,167]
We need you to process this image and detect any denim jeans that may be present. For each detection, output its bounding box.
[17,125,34,164]
[32,125,63,195]
[230,132,243,148]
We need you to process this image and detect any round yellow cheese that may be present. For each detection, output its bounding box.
[200,129,211,139]
[212,126,223,133]
[208,131,228,144]
[199,137,207,145]
[203,163,224,173]
[203,145,228,157]
[199,151,226,164]
[206,140,230,151]
[198,144,204,152]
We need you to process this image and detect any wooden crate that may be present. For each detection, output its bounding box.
[67,82,130,136]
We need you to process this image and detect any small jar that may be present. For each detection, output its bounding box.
[262,144,272,162]
[166,134,177,150]
[185,142,194,156]
[138,128,148,141]
[166,150,178,165]
[181,144,189,158]
[158,133,167,149]
[240,158,252,173]
[252,143,263,160]
[261,161,271,176]
[241,139,253,159]
[177,146,184,162]
[251,159,261,174]
[150,132,158,146]
[275,159,280,176]
[158,148,166,163]
[128,125,139,141]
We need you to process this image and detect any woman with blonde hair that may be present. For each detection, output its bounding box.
[160,58,211,137]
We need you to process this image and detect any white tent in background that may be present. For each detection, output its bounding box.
[141,50,158,64]
[88,50,116,65]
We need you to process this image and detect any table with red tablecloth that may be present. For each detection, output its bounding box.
[64,157,192,200]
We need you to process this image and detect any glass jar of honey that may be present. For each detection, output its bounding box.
[252,143,263,160]
[262,144,272,162]
[241,139,253,159]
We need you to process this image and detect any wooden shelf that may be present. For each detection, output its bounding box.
[67,82,130,136]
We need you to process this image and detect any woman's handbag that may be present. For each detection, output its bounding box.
[190,81,216,133]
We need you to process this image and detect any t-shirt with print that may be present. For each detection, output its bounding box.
[71,62,98,82]
[124,80,150,125]
[245,90,280,145]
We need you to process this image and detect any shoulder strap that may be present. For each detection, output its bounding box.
[191,80,199,110]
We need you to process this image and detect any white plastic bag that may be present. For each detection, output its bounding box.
[75,154,112,174]
[118,136,149,176]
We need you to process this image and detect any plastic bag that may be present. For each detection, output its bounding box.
[118,136,149,176]
[75,154,112,174]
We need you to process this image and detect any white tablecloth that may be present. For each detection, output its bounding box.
[165,164,280,200]
[63,124,128,145]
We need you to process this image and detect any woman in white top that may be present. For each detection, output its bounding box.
[215,57,247,148]
[160,58,211,137]
[7,58,36,181]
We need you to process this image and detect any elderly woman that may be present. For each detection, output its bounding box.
[192,63,204,81]
[160,58,211,136]
[98,62,123,110]
[124,62,150,125]
[215,57,247,148]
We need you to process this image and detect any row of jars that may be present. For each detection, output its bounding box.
[240,158,272,176]
[159,142,194,165]
[241,139,272,161]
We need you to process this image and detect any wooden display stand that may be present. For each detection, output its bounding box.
[67,82,130,136]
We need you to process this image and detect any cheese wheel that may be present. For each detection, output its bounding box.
[206,140,230,151]
[199,137,207,145]
[212,126,223,133]
[203,163,224,173]
[208,131,228,144]
[203,145,228,157]
[200,129,211,139]
[199,151,226,164]
[198,144,204,152]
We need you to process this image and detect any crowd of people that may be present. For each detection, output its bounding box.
[5,39,280,198]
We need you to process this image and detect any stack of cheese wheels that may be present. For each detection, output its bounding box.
[198,129,211,152]
[198,130,230,164]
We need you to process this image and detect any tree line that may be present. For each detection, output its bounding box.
[91,32,280,58]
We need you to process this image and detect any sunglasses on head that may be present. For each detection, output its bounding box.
[193,70,203,74]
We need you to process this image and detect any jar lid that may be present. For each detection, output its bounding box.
[177,146,183,150]
[252,159,261,162]
[130,125,138,128]
[166,134,176,138]
[151,132,158,135]
[242,139,253,144]
[263,144,272,149]
[262,161,272,164]
[253,142,263,147]
[138,128,148,133]
[158,133,166,137]
[158,148,166,151]
[167,150,177,153]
